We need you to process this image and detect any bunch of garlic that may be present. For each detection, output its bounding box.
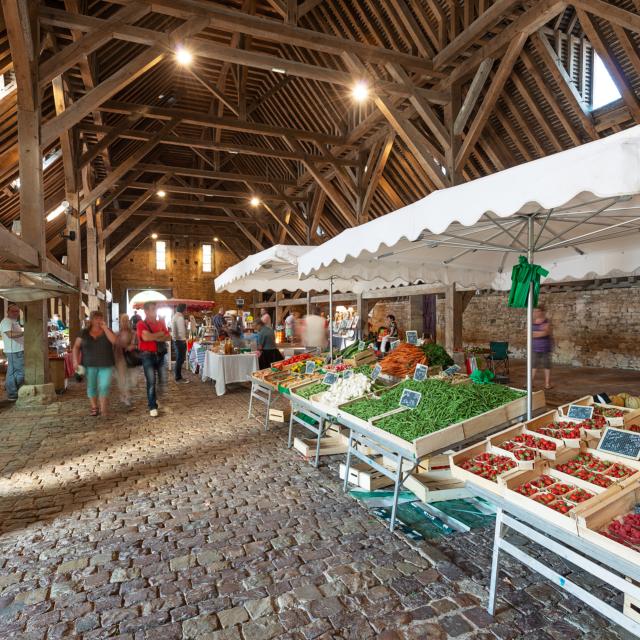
[318,373,371,407]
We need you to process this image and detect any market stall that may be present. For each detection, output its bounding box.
[201,349,259,396]
[299,126,640,419]
[449,399,640,633]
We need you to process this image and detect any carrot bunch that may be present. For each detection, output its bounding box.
[380,343,427,377]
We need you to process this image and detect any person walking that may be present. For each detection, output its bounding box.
[532,304,553,390]
[137,301,170,417]
[0,303,24,400]
[72,310,117,417]
[254,319,282,369]
[284,312,295,342]
[115,314,137,406]
[260,307,272,327]
[172,303,189,384]
[213,306,227,338]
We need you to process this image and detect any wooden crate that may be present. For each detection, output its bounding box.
[338,459,394,490]
[625,577,640,624]
[558,395,640,427]
[575,484,640,569]
[554,447,640,489]
[293,434,348,459]
[524,409,582,448]
[488,422,566,461]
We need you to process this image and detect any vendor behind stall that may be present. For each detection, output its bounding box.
[375,314,399,353]
[254,319,282,369]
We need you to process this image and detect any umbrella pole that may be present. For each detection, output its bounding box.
[527,216,534,420]
[329,276,334,362]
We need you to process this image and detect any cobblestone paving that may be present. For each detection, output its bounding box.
[0,373,633,639]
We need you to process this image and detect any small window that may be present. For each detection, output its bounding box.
[591,53,621,110]
[202,244,212,272]
[155,240,166,270]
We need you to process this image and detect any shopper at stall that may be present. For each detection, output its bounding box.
[130,311,142,330]
[284,311,296,342]
[115,314,137,406]
[172,303,189,384]
[137,301,170,417]
[1,303,24,401]
[375,314,399,353]
[532,304,553,390]
[260,307,272,327]
[72,310,117,417]
[213,306,227,338]
[303,311,327,350]
[254,318,282,369]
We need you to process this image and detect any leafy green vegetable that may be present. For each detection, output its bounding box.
[420,343,454,367]
[343,379,524,442]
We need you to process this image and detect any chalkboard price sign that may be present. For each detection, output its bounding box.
[405,330,418,345]
[305,360,316,375]
[413,364,429,381]
[597,427,640,460]
[358,340,366,351]
[323,372,338,386]
[566,404,594,421]
[371,364,382,382]
[390,339,401,351]
[343,369,353,379]
[399,389,422,410]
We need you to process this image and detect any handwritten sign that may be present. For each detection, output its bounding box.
[371,364,382,382]
[597,426,640,460]
[305,360,316,375]
[443,364,461,377]
[390,339,401,351]
[405,330,418,345]
[334,356,343,365]
[323,372,338,385]
[400,389,422,410]
[413,364,429,381]
[343,369,353,379]
[566,404,594,421]
[358,340,366,351]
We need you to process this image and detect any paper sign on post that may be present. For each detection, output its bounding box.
[399,389,422,409]
[323,372,338,385]
[413,364,429,381]
[305,360,316,375]
[405,331,418,345]
[390,340,400,351]
[371,364,382,381]
[566,404,594,421]
[358,340,366,351]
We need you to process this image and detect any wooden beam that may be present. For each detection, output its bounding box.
[576,10,640,122]
[106,217,155,263]
[573,0,640,36]
[0,225,39,267]
[435,0,521,69]
[361,132,395,222]
[78,114,142,168]
[132,210,261,223]
[453,58,494,136]
[186,66,239,116]
[309,187,326,239]
[455,32,527,171]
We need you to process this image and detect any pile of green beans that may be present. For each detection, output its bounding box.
[295,382,328,399]
[343,379,524,442]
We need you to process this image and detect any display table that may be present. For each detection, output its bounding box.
[470,484,640,637]
[201,351,258,396]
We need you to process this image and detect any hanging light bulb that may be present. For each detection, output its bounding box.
[175,47,193,66]
[351,81,369,103]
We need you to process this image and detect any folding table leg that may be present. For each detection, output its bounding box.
[314,418,324,468]
[248,384,254,419]
[488,508,504,615]
[389,454,403,531]
[287,410,295,449]
[343,431,354,492]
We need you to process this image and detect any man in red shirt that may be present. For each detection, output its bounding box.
[137,301,170,417]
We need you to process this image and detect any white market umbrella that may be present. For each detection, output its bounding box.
[298,126,640,415]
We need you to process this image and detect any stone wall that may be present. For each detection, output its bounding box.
[462,288,640,370]
[368,297,423,338]
[111,239,241,311]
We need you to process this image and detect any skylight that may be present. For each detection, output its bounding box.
[591,53,621,110]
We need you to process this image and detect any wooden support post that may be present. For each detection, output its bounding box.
[6,0,51,391]
[445,283,463,353]
[274,292,284,329]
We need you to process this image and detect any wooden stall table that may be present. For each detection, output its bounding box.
[201,350,258,396]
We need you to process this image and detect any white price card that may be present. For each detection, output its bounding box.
[413,364,429,381]
[399,389,422,409]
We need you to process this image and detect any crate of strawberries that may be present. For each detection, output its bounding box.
[450,443,520,494]
[554,450,640,490]
[488,422,565,463]
[524,410,583,448]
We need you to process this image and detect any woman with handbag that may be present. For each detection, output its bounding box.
[115,314,138,406]
[72,310,117,417]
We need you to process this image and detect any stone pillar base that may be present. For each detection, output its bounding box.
[16,384,57,408]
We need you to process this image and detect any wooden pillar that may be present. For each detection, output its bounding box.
[6,0,50,387]
[66,206,82,342]
[85,205,99,312]
[274,291,283,328]
[445,283,463,353]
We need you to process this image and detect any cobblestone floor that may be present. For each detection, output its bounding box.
[0,372,633,639]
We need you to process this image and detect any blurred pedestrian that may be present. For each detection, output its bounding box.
[72,310,117,417]
[303,310,327,350]
[213,306,227,338]
[172,303,189,384]
[114,314,137,406]
[532,304,553,390]
[284,311,295,342]
[255,319,282,369]
[260,307,272,327]
[0,303,24,400]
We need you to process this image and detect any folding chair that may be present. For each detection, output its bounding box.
[487,341,509,382]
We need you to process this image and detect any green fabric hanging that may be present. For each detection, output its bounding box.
[508,256,549,309]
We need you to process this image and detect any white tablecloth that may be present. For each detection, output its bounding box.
[201,351,259,396]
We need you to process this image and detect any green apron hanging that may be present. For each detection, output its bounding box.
[508,256,549,309]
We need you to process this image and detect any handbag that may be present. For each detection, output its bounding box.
[124,348,142,368]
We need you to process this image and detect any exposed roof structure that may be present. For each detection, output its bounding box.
[2,1,640,274]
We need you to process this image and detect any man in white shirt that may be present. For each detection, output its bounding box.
[0,303,25,400]
[171,303,189,384]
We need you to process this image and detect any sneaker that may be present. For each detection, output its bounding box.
[149,409,158,417]
[176,379,191,384]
